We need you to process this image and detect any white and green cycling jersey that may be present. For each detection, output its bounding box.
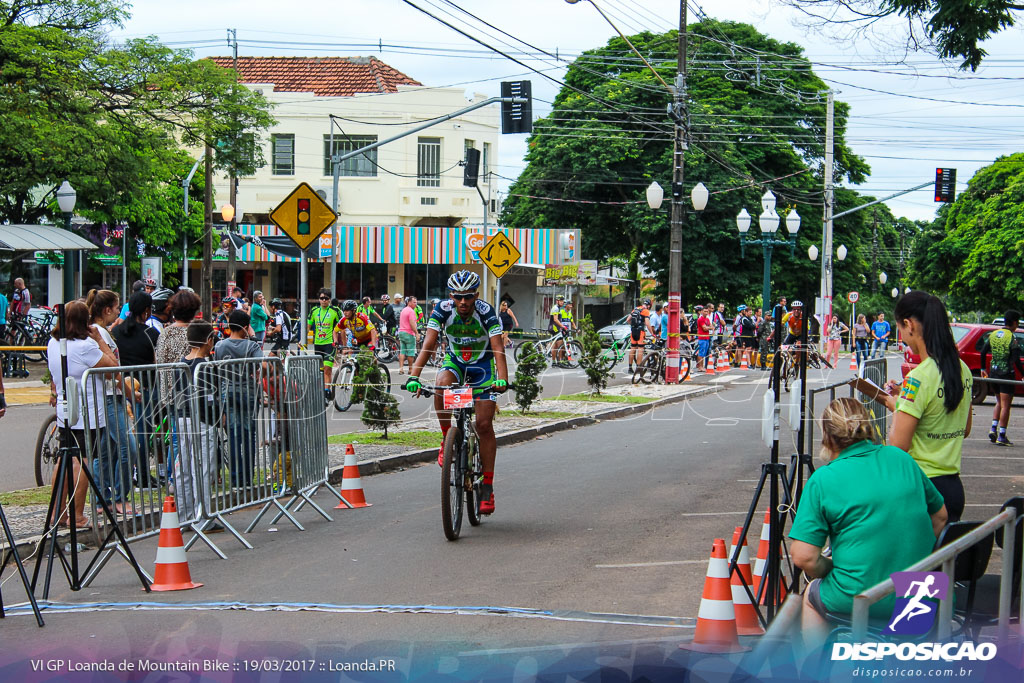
[427,298,503,364]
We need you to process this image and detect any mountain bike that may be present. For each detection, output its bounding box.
[375,333,399,363]
[331,345,392,412]
[412,382,494,541]
[512,329,581,368]
[596,337,628,372]
[768,343,834,392]
[35,413,60,487]
[6,308,56,362]
[631,340,694,384]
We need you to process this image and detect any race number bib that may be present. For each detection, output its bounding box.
[443,387,473,410]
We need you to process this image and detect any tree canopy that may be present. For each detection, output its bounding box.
[501,20,870,309]
[778,0,1022,71]
[907,153,1024,312]
[0,0,274,286]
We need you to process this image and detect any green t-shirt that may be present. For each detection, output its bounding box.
[896,356,973,477]
[789,441,944,618]
[249,302,269,333]
[308,305,341,345]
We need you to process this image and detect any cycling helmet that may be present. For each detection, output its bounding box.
[270,298,283,307]
[220,297,237,307]
[144,278,157,288]
[737,304,747,312]
[642,298,652,307]
[341,299,358,312]
[381,294,390,303]
[430,298,440,307]
[791,300,804,308]
[555,294,565,301]
[447,270,480,292]
[150,287,172,302]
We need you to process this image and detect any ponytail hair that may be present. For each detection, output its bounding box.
[85,289,119,323]
[121,292,152,337]
[894,291,963,412]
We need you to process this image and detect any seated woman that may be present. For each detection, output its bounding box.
[789,397,948,648]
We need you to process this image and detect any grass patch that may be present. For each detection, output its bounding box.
[549,392,655,404]
[1,487,52,507]
[497,409,578,419]
[328,431,441,448]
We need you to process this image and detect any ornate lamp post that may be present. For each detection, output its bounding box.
[736,190,800,311]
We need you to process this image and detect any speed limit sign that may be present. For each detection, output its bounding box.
[848,291,859,303]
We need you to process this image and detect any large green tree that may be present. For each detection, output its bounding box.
[907,153,1024,311]
[778,0,1022,71]
[0,0,273,288]
[501,20,869,309]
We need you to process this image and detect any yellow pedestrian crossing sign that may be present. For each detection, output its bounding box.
[479,232,521,279]
[269,182,337,251]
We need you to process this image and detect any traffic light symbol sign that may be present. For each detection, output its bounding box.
[297,198,310,234]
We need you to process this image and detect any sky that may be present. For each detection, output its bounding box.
[112,0,1024,224]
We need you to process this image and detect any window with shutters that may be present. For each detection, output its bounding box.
[271,134,294,175]
[482,142,492,179]
[417,137,441,187]
[323,135,378,177]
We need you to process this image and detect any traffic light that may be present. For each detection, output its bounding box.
[463,148,480,187]
[501,80,532,134]
[935,168,956,203]
[297,198,310,234]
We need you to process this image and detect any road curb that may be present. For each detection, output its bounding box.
[330,384,722,483]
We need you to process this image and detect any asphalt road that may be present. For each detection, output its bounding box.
[4,355,1019,680]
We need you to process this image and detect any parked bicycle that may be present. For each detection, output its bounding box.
[331,346,392,412]
[596,337,628,372]
[5,307,56,361]
[631,340,694,384]
[512,329,581,368]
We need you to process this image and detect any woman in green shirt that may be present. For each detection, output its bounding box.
[881,291,973,522]
[249,290,270,346]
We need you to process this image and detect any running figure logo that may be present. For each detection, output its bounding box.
[884,571,949,635]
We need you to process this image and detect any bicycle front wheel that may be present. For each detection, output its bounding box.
[440,427,465,541]
[466,437,482,527]
[563,340,583,369]
[332,364,354,412]
[678,355,692,382]
[636,353,661,384]
[35,414,60,487]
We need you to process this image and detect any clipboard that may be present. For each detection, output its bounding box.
[850,376,889,403]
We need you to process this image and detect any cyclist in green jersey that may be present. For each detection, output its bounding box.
[981,309,1024,446]
[309,288,342,401]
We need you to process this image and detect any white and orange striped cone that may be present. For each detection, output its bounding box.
[718,350,730,373]
[335,444,372,509]
[849,354,858,371]
[150,496,202,592]
[739,353,749,370]
[704,353,716,375]
[729,526,765,636]
[681,357,693,381]
[751,511,788,606]
[680,538,750,653]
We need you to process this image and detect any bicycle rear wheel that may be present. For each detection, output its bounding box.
[35,414,60,487]
[677,355,692,382]
[440,427,464,541]
[373,363,392,394]
[332,364,354,412]
[466,437,482,527]
[375,336,398,363]
[636,353,661,384]
[563,340,583,369]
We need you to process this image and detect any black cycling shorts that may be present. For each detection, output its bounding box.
[992,373,1016,395]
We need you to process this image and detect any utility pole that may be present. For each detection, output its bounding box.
[202,144,214,322]
[227,28,239,288]
[819,89,835,335]
[664,0,687,384]
[871,210,879,294]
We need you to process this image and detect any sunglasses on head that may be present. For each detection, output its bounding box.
[451,293,476,301]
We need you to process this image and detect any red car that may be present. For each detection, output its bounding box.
[901,323,1024,404]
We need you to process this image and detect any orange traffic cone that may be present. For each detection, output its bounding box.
[704,353,716,375]
[849,354,858,371]
[739,353,749,370]
[680,538,750,653]
[150,496,202,592]
[681,357,693,381]
[335,444,372,509]
[729,527,765,636]
[751,511,788,606]
[718,350,730,373]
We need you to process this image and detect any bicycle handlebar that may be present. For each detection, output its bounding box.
[405,381,515,397]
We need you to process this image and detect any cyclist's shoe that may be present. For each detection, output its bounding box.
[437,446,445,467]
[989,428,998,443]
[478,484,495,515]
[996,435,1014,447]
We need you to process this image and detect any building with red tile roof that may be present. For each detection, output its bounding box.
[207,56,421,97]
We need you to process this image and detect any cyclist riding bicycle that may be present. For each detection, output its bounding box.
[309,288,342,402]
[406,270,509,516]
[334,299,378,355]
[781,300,805,346]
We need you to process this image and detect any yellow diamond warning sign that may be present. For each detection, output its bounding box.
[269,182,338,251]
[479,232,521,279]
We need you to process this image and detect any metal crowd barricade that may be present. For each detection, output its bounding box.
[79,362,213,583]
[806,378,858,451]
[250,352,344,530]
[858,356,888,443]
[851,505,1021,641]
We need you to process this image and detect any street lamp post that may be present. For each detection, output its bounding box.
[56,181,77,302]
[809,243,847,344]
[736,191,800,311]
[647,181,707,382]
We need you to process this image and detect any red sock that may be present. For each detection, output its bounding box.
[483,471,494,485]
[440,424,450,442]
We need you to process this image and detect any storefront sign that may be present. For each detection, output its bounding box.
[578,260,598,285]
[545,264,579,285]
